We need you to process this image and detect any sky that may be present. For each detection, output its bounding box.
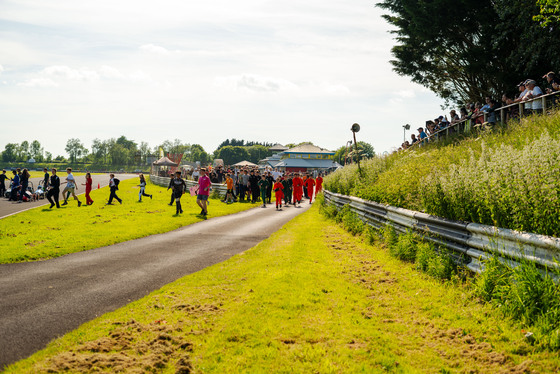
[0,0,444,158]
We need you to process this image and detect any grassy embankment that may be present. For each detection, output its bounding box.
[5,204,559,373]
[0,177,253,263]
[326,111,560,237]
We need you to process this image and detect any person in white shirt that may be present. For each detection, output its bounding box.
[523,79,544,112]
[61,167,82,207]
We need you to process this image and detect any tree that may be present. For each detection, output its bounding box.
[116,135,137,150]
[2,143,17,162]
[45,152,53,162]
[535,0,560,26]
[18,140,30,161]
[377,0,560,104]
[214,146,249,165]
[246,145,269,164]
[91,138,108,164]
[138,141,151,164]
[30,140,43,161]
[189,144,211,166]
[65,138,87,163]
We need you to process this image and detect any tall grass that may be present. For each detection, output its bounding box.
[325,111,560,236]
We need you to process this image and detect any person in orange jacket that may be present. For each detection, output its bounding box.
[315,173,323,196]
[292,173,304,205]
[273,177,284,210]
[304,174,316,204]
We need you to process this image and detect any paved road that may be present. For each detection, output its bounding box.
[0,202,311,368]
[0,173,136,219]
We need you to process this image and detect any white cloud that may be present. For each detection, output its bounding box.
[214,74,299,93]
[0,65,4,74]
[140,44,172,55]
[18,78,59,88]
[395,89,416,98]
[43,65,100,81]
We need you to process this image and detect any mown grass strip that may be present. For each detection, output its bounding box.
[5,206,559,373]
[0,177,254,263]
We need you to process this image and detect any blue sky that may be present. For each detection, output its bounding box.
[1,0,443,157]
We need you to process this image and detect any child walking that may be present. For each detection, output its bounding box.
[138,174,152,202]
[273,177,284,210]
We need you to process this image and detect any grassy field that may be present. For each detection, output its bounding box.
[5,206,559,373]
[0,177,254,263]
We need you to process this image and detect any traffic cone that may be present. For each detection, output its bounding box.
[98,183,100,189]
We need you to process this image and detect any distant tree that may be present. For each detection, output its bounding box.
[246,145,270,164]
[189,144,211,166]
[18,140,30,161]
[116,135,137,150]
[138,141,151,164]
[215,146,249,165]
[45,152,53,162]
[30,140,43,161]
[65,138,87,163]
[356,141,375,159]
[91,138,108,164]
[2,143,18,162]
[109,143,128,165]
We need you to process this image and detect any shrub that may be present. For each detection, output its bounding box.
[389,231,417,262]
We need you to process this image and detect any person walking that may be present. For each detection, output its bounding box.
[265,172,274,204]
[0,169,8,198]
[168,171,187,214]
[315,173,323,196]
[304,174,316,204]
[273,177,284,210]
[249,170,259,203]
[42,168,50,191]
[258,174,268,208]
[137,173,152,202]
[224,173,234,204]
[282,173,292,206]
[292,173,304,206]
[197,168,211,216]
[82,172,94,205]
[106,173,122,205]
[46,168,61,208]
[61,168,82,207]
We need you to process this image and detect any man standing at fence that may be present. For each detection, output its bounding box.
[197,168,211,216]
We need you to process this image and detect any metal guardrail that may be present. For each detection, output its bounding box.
[149,175,228,197]
[324,190,560,274]
[408,91,560,149]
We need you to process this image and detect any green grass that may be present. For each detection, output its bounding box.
[325,110,560,237]
[5,206,559,373]
[0,177,254,263]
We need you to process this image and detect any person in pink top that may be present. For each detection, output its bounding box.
[197,168,211,216]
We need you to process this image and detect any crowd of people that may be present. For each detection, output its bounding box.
[167,165,325,216]
[1,165,326,217]
[399,72,560,151]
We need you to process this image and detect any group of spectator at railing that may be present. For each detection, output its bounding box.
[399,71,560,151]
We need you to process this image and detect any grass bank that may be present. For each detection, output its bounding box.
[325,111,560,237]
[0,177,253,263]
[5,206,558,373]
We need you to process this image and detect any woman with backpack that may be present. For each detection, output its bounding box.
[106,174,122,205]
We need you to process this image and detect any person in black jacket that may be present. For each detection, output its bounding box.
[249,170,260,203]
[265,171,274,204]
[46,168,61,208]
[167,171,187,214]
[0,169,8,198]
[106,174,122,205]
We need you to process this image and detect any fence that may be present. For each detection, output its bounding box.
[149,175,228,197]
[324,190,560,276]
[408,91,560,149]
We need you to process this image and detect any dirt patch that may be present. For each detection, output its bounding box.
[25,240,45,247]
[173,303,220,314]
[40,320,193,373]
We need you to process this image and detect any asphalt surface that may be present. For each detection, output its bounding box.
[0,201,311,369]
[0,173,136,219]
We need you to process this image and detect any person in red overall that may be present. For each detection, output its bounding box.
[315,173,323,196]
[304,174,316,204]
[273,177,284,210]
[292,173,304,206]
[82,172,94,205]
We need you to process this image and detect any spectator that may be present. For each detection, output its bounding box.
[10,169,20,201]
[417,127,428,145]
[543,71,560,93]
[410,134,418,144]
[502,94,519,120]
[449,109,460,124]
[484,98,499,125]
[0,169,8,198]
[523,79,544,112]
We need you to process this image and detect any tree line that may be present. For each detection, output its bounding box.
[2,137,375,167]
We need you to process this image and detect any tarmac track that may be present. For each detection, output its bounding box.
[0,201,311,369]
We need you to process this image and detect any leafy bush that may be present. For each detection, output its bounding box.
[389,231,417,262]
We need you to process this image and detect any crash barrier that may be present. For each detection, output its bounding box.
[149,175,228,197]
[324,190,560,275]
[409,91,560,149]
